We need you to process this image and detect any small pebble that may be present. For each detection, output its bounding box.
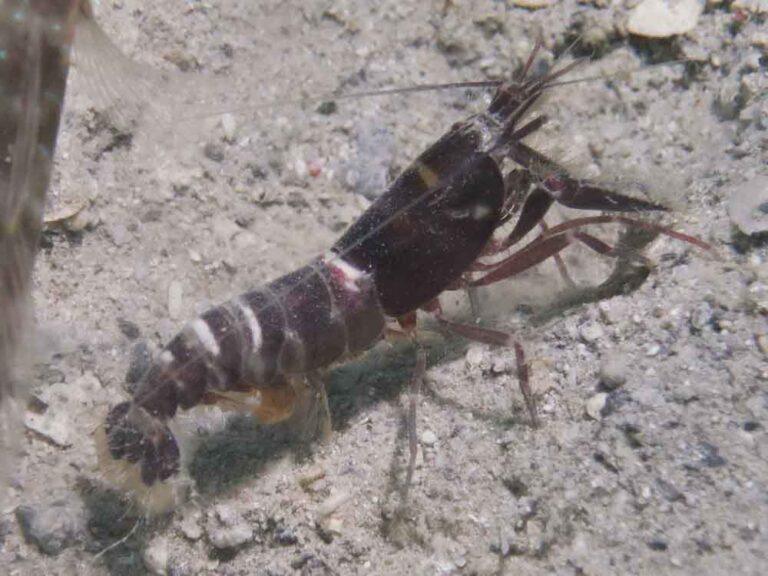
[600,354,629,390]
[689,302,713,332]
[646,344,661,357]
[656,478,686,503]
[579,322,605,344]
[203,142,225,162]
[168,281,183,320]
[25,411,72,447]
[465,346,486,369]
[221,113,237,142]
[143,537,169,575]
[294,156,308,179]
[325,517,344,536]
[141,207,163,223]
[628,0,702,38]
[206,505,252,550]
[317,491,350,519]
[421,430,438,447]
[179,512,203,541]
[499,529,512,556]
[694,442,727,468]
[502,476,528,498]
[647,538,669,551]
[743,421,760,432]
[109,222,131,246]
[208,522,251,550]
[274,526,299,546]
[117,318,141,340]
[756,334,768,357]
[586,393,609,421]
[728,176,768,236]
[15,500,84,556]
[316,101,337,115]
[298,467,327,491]
[291,554,331,574]
[492,358,511,375]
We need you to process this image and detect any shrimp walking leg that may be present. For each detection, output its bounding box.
[405,342,426,491]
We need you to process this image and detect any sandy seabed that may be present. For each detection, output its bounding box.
[3,1,767,575]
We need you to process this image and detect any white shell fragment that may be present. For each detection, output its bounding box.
[43,199,91,233]
[728,176,768,236]
[627,0,703,38]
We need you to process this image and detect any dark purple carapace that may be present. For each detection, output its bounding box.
[0,0,81,490]
[333,129,506,317]
[103,44,704,489]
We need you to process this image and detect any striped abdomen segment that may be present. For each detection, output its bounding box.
[132,254,386,418]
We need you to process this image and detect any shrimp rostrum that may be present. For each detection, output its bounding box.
[100,45,705,496]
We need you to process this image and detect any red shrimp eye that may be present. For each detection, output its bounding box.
[543,175,566,193]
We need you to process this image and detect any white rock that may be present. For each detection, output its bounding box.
[586,393,608,421]
[492,358,511,374]
[25,412,71,447]
[221,113,237,142]
[143,537,169,575]
[167,281,183,320]
[207,504,253,549]
[294,156,308,179]
[628,0,703,38]
[465,346,486,369]
[214,503,238,525]
[179,511,203,541]
[325,516,344,535]
[208,522,252,550]
[728,176,768,236]
[421,429,438,447]
[646,344,661,357]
